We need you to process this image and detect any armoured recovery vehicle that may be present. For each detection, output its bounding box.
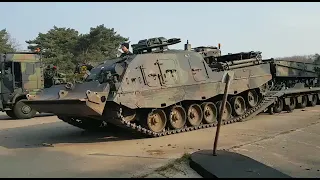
[0,52,65,119]
[24,37,320,137]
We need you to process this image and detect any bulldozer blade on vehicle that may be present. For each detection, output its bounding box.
[24,81,110,117]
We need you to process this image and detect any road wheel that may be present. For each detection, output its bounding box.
[216,101,232,121]
[122,108,137,122]
[167,105,186,130]
[230,96,246,116]
[186,104,203,127]
[146,109,167,133]
[246,90,259,108]
[5,110,17,119]
[201,102,218,124]
[13,99,37,119]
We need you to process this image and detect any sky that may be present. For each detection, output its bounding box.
[1,2,320,59]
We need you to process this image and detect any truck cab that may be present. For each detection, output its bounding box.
[0,52,44,119]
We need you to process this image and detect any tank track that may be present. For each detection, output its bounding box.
[104,84,285,138]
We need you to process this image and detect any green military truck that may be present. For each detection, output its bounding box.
[0,52,65,119]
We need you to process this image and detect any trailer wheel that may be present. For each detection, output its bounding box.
[267,106,274,115]
[296,95,308,109]
[284,97,296,112]
[13,99,37,119]
[273,98,283,113]
[307,94,318,107]
[5,110,17,119]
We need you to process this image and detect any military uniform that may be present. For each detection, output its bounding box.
[120,51,133,57]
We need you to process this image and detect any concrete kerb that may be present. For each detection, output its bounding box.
[189,149,292,178]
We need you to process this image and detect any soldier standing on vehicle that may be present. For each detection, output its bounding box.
[120,42,133,57]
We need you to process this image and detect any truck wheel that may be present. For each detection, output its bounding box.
[13,99,37,119]
[5,110,17,119]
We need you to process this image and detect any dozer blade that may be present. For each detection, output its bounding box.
[23,81,111,117]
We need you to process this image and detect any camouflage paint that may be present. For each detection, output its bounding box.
[21,37,320,134]
[0,52,65,111]
[20,61,44,90]
[2,53,44,91]
[4,53,40,63]
[25,37,272,117]
[274,60,318,78]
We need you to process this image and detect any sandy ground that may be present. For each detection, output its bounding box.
[137,155,202,178]
[0,107,319,178]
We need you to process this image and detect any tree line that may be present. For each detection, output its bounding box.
[1,25,320,75]
[1,24,128,74]
[277,54,320,64]
[0,29,20,52]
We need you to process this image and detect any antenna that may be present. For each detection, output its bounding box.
[185,40,191,51]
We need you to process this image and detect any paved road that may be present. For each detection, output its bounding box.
[0,107,319,178]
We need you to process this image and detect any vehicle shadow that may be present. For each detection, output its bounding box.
[0,113,54,121]
[0,121,146,149]
[190,149,292,178]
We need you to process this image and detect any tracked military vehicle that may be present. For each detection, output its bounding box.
[24,37,320,137]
